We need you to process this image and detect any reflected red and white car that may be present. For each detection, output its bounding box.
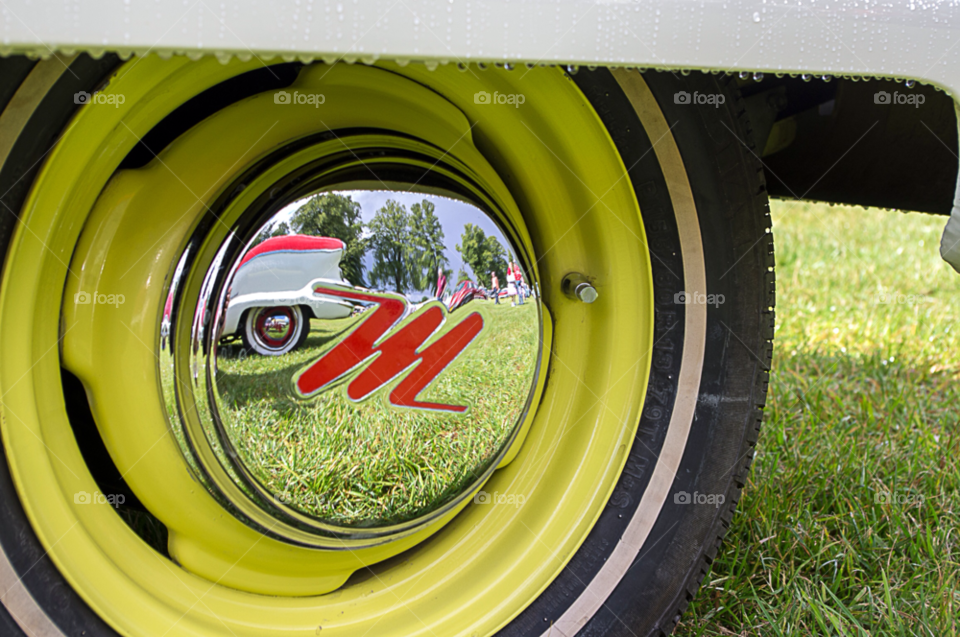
[222,235,354,355]
[446,279,485,311]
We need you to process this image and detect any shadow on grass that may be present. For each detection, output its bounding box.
[216,316,358,406]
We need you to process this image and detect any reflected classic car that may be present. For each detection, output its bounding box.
[446,278,485,311]
[221,234,353,355]
[1,2,959,636]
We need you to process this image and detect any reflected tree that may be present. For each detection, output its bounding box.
[456,223,507,287]
[251,193,367,287]
[408,199,449,293]
[252,221,289,245]
[368,200,413,293]
[289,193,367,286]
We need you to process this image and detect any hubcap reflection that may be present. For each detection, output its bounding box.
[161,184,543,546]
[255,307,293,345]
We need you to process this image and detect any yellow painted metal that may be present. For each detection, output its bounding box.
[0,56,654,636]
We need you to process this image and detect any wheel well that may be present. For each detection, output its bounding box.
[738,75,958,215]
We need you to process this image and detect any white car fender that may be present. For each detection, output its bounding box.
[222,235,354,336]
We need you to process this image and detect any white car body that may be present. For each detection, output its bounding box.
[222,235,354,337]
[3,1,959,93]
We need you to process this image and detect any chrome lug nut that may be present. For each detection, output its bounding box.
[562,273,598,304]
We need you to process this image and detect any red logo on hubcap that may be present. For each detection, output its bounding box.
[294,283,484,412]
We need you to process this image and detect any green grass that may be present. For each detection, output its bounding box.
[216,300,539,527]
[676,201,960,636]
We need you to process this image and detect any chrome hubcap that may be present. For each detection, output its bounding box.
[159,135,545,548]
[255,307,293,345]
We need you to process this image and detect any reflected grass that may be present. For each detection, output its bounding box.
[216,300,539,527]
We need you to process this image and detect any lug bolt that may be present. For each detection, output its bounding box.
[561,273,598,304]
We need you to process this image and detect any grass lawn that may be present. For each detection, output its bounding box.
[216,299,539,527]
[676,201,960,636]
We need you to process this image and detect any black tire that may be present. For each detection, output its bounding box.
[592,69,775,637]
[0,54,121,637]
[0,59,773,636]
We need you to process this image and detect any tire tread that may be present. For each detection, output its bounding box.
[654,73,776,637]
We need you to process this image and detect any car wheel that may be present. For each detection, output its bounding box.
[0,55,773,636]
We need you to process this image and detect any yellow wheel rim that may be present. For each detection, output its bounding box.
[0,56,654,635]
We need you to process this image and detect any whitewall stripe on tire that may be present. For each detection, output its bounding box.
[0,55,76,637]
[540,69,708,637]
